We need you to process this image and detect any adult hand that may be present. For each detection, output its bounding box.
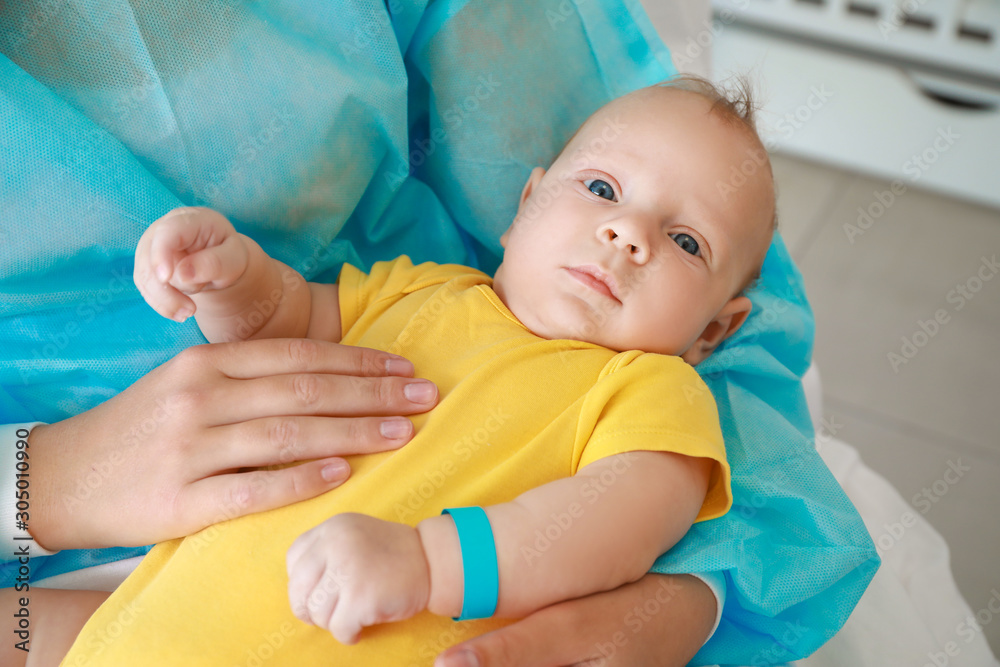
[26,338,438,551]
[435,573,716,667]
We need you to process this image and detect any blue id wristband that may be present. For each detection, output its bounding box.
[442,506,499,621]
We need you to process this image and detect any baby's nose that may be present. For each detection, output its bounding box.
[598,223,650,264]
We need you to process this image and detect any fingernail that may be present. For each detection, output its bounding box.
[173,307,193,322]
[321,460,349,482]
[438,649,480,667]
[385,357,413,376]
[404,381,437,404]
[380,418,412,440]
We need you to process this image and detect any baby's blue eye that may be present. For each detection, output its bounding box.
[671,233,700,256]
[586,179,616,201]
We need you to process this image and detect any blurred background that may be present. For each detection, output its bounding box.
[644,0,1000,660]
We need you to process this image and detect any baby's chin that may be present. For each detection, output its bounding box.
[512,306,621,349]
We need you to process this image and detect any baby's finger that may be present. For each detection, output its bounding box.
[170,234,248,294]
[148,207,234,281]
[134,268,197,322]
[286,524,324,577]
[329,602,363,645]
[286,554,327,624]
[306,567,344,632]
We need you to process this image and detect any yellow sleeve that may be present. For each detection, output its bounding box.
[337,256,486,338]
[574,351,732,522]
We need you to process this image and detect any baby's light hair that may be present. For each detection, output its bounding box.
[660,73,761,134]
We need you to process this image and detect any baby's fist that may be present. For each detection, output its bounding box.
[134,207,249,322]
[286,513,431,645]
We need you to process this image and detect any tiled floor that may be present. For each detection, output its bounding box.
[772,152,1000,655]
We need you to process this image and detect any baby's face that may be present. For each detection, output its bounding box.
[492,86,774,363]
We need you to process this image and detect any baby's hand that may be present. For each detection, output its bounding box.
[286,513,431,645]
[134,207,249,322]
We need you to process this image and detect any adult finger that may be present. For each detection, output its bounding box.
[435,602,595,667]
[438,575,715,667]
[171,458,351,540]
[211,373,439,424]
[201,416,413,471]
[189,338,415,380]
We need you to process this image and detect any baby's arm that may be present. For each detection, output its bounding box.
[421,450,712,618]
[287,450,711,642]
[134,207,341,343]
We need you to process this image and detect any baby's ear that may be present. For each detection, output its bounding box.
[681,296,752,366]
[517,167,547,211]
[503,167,548,248]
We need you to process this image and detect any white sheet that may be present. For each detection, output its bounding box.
[794,365,998,667]
[795,436,998,667]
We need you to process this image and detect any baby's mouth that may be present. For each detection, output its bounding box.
[565,266,622,304]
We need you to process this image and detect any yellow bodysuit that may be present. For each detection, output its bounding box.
[63,257,731,665]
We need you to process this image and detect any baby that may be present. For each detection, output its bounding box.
[59,75,776,664]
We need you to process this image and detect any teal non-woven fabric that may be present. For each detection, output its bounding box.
[0,1,877,663]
